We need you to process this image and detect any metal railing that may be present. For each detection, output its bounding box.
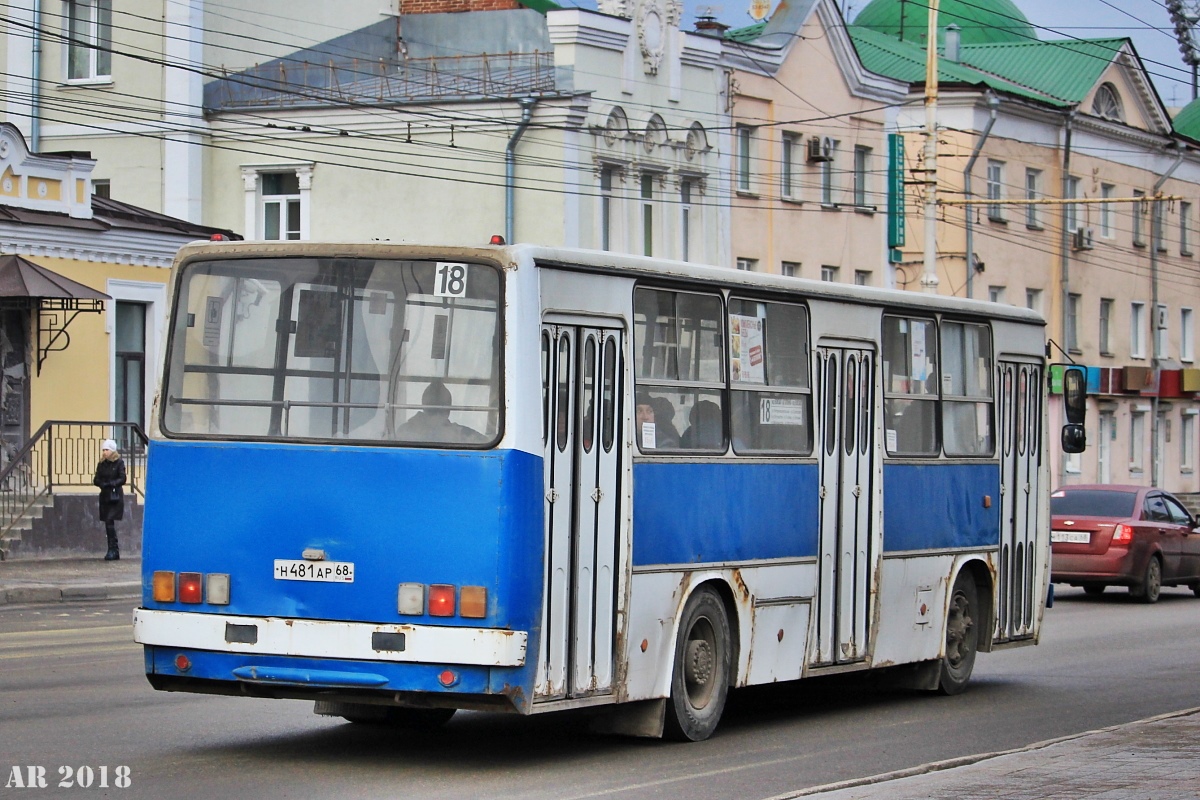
[0,421,148,537]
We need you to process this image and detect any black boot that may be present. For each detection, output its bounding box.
[104,530,120,561]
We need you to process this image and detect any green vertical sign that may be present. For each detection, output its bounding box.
[888,133,906,251]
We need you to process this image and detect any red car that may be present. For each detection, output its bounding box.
[1050,484,1200,603]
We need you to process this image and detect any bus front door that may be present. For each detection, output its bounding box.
[997,361,1041,641]
[539,324,624,699]
[814,346,876,665]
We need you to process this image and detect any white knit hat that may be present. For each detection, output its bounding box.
[101,439,118,452]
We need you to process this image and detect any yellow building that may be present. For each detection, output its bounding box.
[0,123,234,558]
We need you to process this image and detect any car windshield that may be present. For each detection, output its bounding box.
[161,256,502,446]
[1050,489,1137,518]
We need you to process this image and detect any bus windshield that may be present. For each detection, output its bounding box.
[161,256,501,446]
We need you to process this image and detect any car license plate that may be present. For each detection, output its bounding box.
[1051,530,1090,544]
[274,559,354,582]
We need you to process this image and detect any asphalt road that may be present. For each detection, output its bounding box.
[2,586,1199,800]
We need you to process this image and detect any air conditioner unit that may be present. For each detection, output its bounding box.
[807,136,834,163]
[1072,227,1095,250]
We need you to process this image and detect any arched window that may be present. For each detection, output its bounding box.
[1092,83,1124,122]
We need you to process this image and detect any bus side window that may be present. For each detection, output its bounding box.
[883,315,939,456]
[941,321,994,457]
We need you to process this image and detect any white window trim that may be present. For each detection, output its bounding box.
[1182,307,1194,363]
[1182,409,1198,473]
[62,0,113,84]
[1131,302,1146,359]
[241,164,313,241]
[106,279,168,429]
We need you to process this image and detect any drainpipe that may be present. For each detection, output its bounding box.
[1150,144,1186,488]
[963,93,998,300]
[1058,110,1074,487]
[505,97,537,244]
[30,0,42,151]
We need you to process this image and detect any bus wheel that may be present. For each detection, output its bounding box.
[937,572,979,696]
[664,586,731,742]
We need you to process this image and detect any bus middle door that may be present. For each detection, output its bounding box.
[814,345,876,666]
[539,324,624,700]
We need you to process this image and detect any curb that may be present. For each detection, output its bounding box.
[0,581,140,606]
[765,706,1200,800]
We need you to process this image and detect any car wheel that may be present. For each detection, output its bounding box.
[937,571,979,696]
[1083,585,1106,596]
[1131,557,1162,604]
[663,586,731,742]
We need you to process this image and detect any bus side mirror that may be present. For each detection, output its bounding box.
[1060,365,1087,454]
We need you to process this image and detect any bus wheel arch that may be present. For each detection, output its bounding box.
[937,566,984,696]
[663,582,735,741]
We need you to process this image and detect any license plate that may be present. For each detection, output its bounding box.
[274,559,354,582]
[1051,530,1090,544]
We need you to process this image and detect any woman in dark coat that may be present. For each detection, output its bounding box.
[93,439,126,561]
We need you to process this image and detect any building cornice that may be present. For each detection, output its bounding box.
[0,223,199,268]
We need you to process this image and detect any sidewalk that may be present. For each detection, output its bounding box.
[778,706,1200,800]
[0,556,140,604]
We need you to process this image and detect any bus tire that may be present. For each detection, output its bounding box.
[937,571,979,696]
[664,586,731,742]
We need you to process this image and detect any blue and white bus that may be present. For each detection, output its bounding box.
[133,241,1079,741]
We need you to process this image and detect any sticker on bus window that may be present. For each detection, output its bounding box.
[641,421,657,449]
[760,397,805,425]
[434,262,469,298]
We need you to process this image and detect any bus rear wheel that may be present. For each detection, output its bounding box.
[664,586,731,742]
[937,571,979,696]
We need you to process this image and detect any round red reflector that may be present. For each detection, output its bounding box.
[489,234,505,245]
[174,654,191,672]
[210,233,227,241]
[438,670,458,687]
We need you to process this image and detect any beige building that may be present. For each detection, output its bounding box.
[851,0,1200,494]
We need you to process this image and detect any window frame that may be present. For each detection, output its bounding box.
[1025,168,1041,228]
[882,313,940,457]
[986,160,1005,222]
[66,0,113,83]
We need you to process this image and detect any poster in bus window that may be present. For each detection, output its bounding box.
[759,396,806,425]
[729,314,765,384]
[911,322,927,383]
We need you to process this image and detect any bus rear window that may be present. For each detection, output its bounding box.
[162,257,501,446]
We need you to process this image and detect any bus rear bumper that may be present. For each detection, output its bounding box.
[133,608,528,667]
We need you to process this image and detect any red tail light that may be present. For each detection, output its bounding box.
[179,573,203,603]
[428,584,456,617]
[1112,524,1134,545]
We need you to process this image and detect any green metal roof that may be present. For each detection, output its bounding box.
[516,0,562,13]
[848,25,1128,108]
[853,0,1036,46]
[1174,97,1200,140]
[725,21,767,43]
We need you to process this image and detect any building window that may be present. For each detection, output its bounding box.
[1183,411,1197,472]
[1025,168,1041,228]
[1099,298,1113,356]
[854,270,871,286]
[1131,302,1146,358]
[988,285,1005,304]
[820,266,838,282]
[600,165,615,252]
[1154,202,1166,252]
[781,261,799,277]
[1130,409,1146,472]
[261,173,301,240]
[1182,202,1193,256]
[1068,293,1081,352]
[1065,176,1080,234]
[1132,190,1146,247]
[680,178,694,262]
[1092,82,1125,121]
[986,160,1005,221]
[67,0,113,81]
[92,179,110,199]
[781,133,799,199]
[736,258,757,272]
[114,301,146,445]
[1182,308,1195,363]
[641,172,655,257]
[1156,303,1169,359]
[853,146,871,208]
[736,126,753,193]
[1026,289,1042,313]
[1100,183,1115,237]
[821,140,839,205]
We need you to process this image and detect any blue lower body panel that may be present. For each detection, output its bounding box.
[882,462,1001,552]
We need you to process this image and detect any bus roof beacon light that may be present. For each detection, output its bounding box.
[397,583,425,616]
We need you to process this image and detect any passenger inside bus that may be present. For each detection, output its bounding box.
[681,399,723,449]
[395,379,486,445]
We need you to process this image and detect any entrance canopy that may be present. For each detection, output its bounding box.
[0,254,110,374]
